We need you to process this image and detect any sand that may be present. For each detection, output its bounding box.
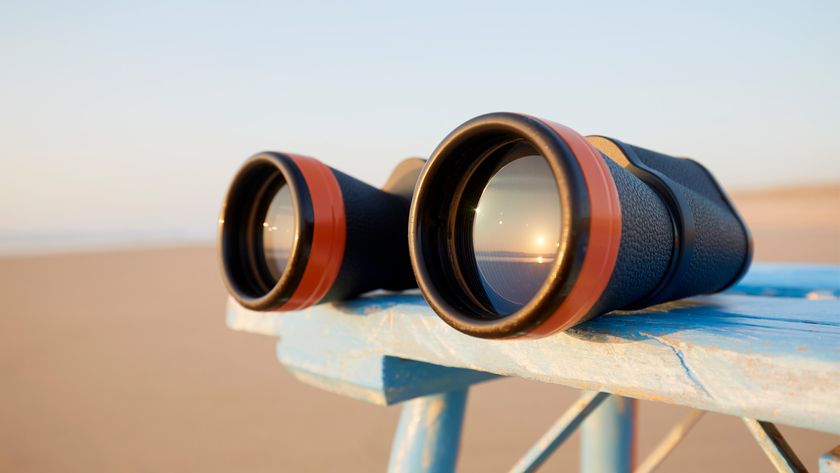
[1,185,838,472]
[732,184,840,264]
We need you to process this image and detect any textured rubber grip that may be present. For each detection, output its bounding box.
[321,167,416,302]
[625,144,751,302]
[589,142,751,316]
[589,157,675,316]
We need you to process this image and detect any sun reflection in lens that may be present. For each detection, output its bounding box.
[471,149,562,315]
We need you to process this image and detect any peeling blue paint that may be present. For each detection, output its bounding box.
[643,334,712,399]
[228,263,840,435]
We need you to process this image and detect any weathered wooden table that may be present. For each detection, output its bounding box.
[227,263,840,472]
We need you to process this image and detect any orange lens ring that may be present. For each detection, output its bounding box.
[279,155,346,310]
[523,119,622,337]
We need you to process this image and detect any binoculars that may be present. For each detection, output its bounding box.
[219,112,752,339]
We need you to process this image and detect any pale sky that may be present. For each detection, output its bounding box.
[1,0,838,253]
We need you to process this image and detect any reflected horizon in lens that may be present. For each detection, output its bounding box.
[262,184,296,282]
[472,149,561,315]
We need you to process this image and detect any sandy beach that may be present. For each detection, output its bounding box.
[1,184,838,472]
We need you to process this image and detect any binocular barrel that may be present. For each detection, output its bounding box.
[218,153,420,311]
[409,113,752,338]
[218,112,752,340]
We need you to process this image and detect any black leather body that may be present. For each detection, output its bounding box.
[322,168,417,302]
[589,144,751,318]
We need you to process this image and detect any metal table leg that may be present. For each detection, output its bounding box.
[581,394,636,473]
[388,389,469,473]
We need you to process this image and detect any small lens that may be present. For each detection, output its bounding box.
[471,146,561,315]
[261,184,297,282]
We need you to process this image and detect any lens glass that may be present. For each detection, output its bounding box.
[471,145,561,315]
[261,184,297,282]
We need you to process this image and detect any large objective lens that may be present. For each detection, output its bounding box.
[260,184,297,282]
[471,146,561,315]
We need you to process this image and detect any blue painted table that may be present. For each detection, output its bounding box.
[227,263,840,472]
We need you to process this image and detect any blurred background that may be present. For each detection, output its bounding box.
[1,1,838,471]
